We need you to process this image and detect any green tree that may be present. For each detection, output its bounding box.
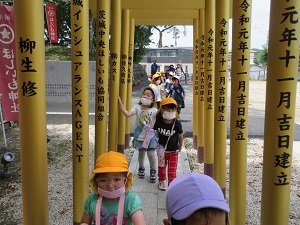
[254,44,268,67]
[43,1,153,62]
[133,26,153,63]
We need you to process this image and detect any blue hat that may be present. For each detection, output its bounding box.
[166,173,230,220]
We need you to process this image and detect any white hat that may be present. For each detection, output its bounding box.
[169,71,174,76]
[173,75,180,81]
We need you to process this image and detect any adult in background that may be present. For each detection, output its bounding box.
[151,60,159,77]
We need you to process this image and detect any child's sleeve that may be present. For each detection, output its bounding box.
[125,192,143,217]
[131,104,139,115]
[176,120,183,134]
[83,193,98,219]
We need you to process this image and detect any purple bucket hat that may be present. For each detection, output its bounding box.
[166,173,230,220]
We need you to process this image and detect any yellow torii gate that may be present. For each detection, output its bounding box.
[13,0,299,224]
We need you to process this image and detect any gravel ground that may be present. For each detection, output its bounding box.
[0,124,299,224]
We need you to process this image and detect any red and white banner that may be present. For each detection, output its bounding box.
[45,3,58,43]
[0,5,19,121]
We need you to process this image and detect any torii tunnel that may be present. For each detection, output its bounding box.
[13,0,299,224]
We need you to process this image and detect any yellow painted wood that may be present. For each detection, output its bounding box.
[71,0,90,223]
[192,19,199,142]
[95,0,110,159]
[229,0,252,224]
[204,0,215,168]
[121,0,205,9]
[261,1,300,224]
[130,9,199,19]
[214,0,230,192]
[197,9,205,149]
[108,0,122,151]
[125,19,135,143]
[15,1,48,224]
[118,9,130,151]
[134,18,194,25]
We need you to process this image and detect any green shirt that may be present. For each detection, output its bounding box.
[83,191,142,225]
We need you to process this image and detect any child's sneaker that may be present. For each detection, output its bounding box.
[158,180,167,191]
[150,169,157,183]
[138,167,145,179]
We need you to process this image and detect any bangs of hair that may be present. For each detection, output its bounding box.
[162,104,176,110]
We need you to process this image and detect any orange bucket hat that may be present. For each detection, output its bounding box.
[156,97,179,118]
[89,151,134,193]
[152,73,161,84]
[161,97,178,107]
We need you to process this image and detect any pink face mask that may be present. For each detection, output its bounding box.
[97,186,125,199]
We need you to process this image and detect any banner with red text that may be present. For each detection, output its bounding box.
[45,3,58,43]
[0,5,19,121]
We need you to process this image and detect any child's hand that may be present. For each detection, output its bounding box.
[118,96,123,106]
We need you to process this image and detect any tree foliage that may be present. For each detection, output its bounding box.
[254,44,268,67]
[133,26,153,63]
[43,1,152,63]
[44,0,71,46]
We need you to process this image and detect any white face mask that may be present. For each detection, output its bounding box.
[155,80,161,85]
[163,111,176,120]
[141,97,153,105]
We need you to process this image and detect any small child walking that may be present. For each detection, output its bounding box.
[168,75,185,115]
[118,86,158,183]
[164,71,174,98]
[80,151,146,225]
[149,73,163,109]
[153,98,183,191]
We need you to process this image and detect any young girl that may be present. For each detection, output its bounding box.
[149,73,163,109]
[80,151,146,225]
[153,98,183,191]
[118,87,158,183]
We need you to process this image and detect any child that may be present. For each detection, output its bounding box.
[160,71,166,85]
[168,75,185,115]
[164,71,174,98]
[163,173,230,225]
[174,64,185,79]
[149,73,163,109]
[168,64,175,73]
[80,151,146,225]
[153,98,183,191]
[118,87,158,183]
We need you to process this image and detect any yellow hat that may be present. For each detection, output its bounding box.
[161,97,178,107]
[152,73,161,83]
[152,73,161,79]
[156,97,179,118]
[89,151,134,193]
